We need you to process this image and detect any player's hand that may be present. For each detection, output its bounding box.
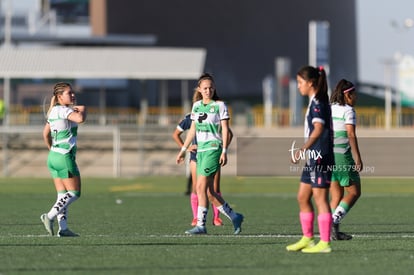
[354,160,363,172]
[219,152,227,166]
[176,151,185,164]
[291,148,302,164]
[73,105,85,113]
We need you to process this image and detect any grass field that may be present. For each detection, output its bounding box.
[1,176,414,275]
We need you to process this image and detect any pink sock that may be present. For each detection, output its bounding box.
[318,213,332,242]
[190,193,198,219]
[299,212,314,238]
[212,192,221,219]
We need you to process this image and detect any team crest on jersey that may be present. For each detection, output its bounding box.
[209,106,215,113]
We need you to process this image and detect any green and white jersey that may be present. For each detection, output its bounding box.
[47,104,78,155]
[331,103,355,154]
[190,100,229,152]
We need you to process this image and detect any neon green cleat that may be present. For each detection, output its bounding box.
[302,241,332,253]
[286,236,315,251]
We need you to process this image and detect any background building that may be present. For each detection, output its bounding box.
[0,0,359,104]
[2,0,413,128]
[94,0,358,104]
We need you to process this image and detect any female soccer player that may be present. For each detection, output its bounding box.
[176,73,243,235]
[40,82,86,237]
[172,97,233,226]
[330,79,362,240]
[286,66,334,253]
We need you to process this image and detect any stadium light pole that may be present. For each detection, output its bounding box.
[1,0,12,126]
[383,60,393,130]
[1,0,13,176]
[2,0,12,47]
[389,18,414,128]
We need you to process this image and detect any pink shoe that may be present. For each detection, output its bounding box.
[191,218,197,226]
[213,217,223,226]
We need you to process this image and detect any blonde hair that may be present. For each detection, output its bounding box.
[192,88,202,102]
[46,82,72,117]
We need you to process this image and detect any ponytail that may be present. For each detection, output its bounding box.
[315,67,329,103]
[46,95,57,117]
[297,66,329,103]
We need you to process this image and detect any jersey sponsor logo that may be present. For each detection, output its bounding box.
[197,112,208,123]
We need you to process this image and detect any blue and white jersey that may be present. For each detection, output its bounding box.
[177,113,197,146]
[177,113,192,132]
[304,95,334,164]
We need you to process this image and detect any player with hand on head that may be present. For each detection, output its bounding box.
[329,79,362,241]
[176,73,243,235]
[40,82,86,237]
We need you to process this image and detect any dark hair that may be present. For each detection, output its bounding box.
[197,73,220,100]
[330,79,355,105]
[297,66,329,103]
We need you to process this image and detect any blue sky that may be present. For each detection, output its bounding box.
[357,0,414,86]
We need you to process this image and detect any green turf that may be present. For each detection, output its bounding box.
[0,176,413,274]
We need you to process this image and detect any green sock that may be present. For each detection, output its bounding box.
[333,201,350,224]
[339,201,350,212]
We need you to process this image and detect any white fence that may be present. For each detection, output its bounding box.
[0,125,184,178]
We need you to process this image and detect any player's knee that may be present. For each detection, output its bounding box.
[346,191,360,203]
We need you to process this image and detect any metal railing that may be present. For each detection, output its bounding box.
[4,105,414,128]
[249,106,414,128]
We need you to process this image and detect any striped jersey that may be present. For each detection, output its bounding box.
[331,103,355,154]
[47,104,78,155]
[190,100,229,152]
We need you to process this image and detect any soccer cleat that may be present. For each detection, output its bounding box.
[331,223,353,241]
[191,218,197,226]
[232,213,244,235]
[332,231,353,241]
[302,241,332,253]
[40,213,54,236]
[57,229,79,237]
[213,217,223,226]
[286,236,315,251]
[185,226,207,235]
[332,223,340,235]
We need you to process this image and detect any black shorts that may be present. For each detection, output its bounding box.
[300,163,332,188]
[190,151,197,162]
